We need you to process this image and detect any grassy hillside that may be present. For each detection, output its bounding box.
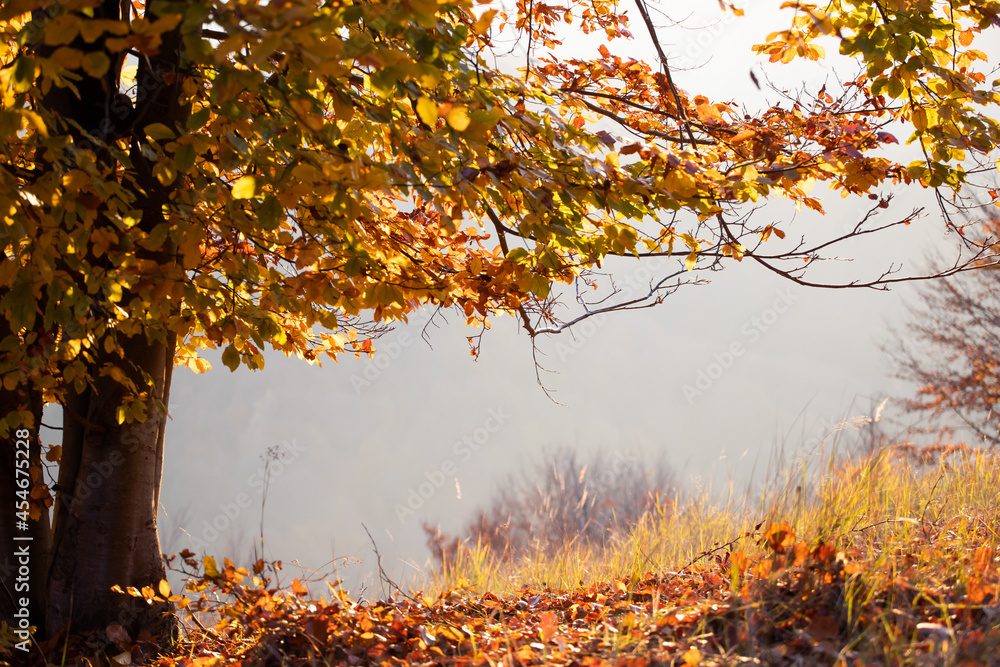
[19,443,1000,666]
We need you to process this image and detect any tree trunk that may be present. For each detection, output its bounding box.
[46,334,176,637]
[34,0,189,639]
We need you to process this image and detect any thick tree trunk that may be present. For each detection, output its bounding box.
[35,0,189,640]
[46,334,175,637]
[0,0,192,642]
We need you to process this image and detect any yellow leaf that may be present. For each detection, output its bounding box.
[153,159,177,186]
[416,96,438,126]
[473,9,497,35]
[43,14,80,46]
[144,123,174,141]
[445,106,471,131]
[722,243,745,261]
[232,175,257,199]
[682,647,701,666]
[685,250,698,271]
[290,97,323,131]
[21,111,48,138]
[50,47,84,70]
[680,233,700,252]
[81,51,111,78]
[203,555,221,578]
[605,152,620,168]
[79,19,130,43]
[158,579,171,597]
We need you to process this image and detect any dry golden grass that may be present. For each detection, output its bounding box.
[416,442,1000,664]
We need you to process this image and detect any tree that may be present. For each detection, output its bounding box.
[1,0,998,642]
[888,214,1000,446]
[424,446,674,566]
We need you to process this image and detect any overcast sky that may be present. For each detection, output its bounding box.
[150,1,986,596]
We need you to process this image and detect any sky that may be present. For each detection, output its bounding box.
[145,0,990,597]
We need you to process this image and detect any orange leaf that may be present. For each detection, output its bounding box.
[291,578,309,596]
[968,578,990,604]
[973,544,993,572]
[539,610,557,642]
[764,521,795,554]
[696,103,722,123]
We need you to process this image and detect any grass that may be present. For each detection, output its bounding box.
[418,441,1000,664]
[27,440,1000,666]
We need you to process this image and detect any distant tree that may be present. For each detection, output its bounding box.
[425,446,674,565]
[888,217,1000,446]
[2,0,999,640]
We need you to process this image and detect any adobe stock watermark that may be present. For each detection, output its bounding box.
[181,439,305,553]
[9,427,34,653]
[682,287,797,403]
[394,407,510,523]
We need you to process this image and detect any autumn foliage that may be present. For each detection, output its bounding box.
[2,0,998,425]
[3,0,1000,644]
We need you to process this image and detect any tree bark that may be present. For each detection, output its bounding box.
[46,334,175,637]
[34,0,189,639]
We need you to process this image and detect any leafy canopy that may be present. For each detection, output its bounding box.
[1,0,998,431]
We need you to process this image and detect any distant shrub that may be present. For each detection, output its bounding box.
[424,446,675,566]
[885,212,1000,446]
